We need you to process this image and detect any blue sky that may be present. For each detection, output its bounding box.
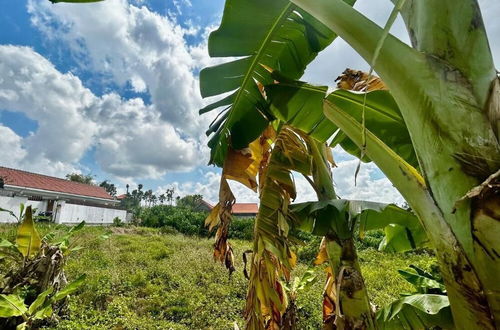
[0,0,498,204]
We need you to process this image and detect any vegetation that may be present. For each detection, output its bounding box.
[197,0,500,328]
[65,173,94,185]
[0,207,87,329]
[0,225,436,329]
[32,0,500,328]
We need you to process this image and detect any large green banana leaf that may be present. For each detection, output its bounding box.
[199,0,356,166]
[266,80,419,167]
[377,294,453,330]
[289,199,428,252]
[0,294,27,318]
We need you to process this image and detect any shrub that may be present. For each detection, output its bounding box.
[112,217,124,227]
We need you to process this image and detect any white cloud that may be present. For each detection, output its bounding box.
[0,125,27,168]
[0,45,204,179]
[0,45,96,166]
[28,0,218,136]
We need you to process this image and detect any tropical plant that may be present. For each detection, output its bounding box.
[176,194,204,210]
[377,265,452,329]
[0,275,86,330]
[99,180,117,197]
[0,203,26,223]
[0,207,87,328]
[200,0,500,327]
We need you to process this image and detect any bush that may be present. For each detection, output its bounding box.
[140,206,258,240]
[112,217,124,227]
[140,205,208,236]
[228,217,254,240]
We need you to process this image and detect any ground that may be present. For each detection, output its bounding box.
[0,225,436,329]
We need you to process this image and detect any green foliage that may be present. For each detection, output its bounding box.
[199,0,348,165]
[65,173,94,185]
[227,217,254,240]
[99,180,117,197]
[0,275,86,328]
[0,225,438,329]
[290,199,428,252]
[0,213,87,328]
[112,217,124,227]
[140,205,255,240]
[376,263,452,329]
[140,205,209,236]
[175,195,204,210]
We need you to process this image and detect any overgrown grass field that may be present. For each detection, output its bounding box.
[0,224,435,329]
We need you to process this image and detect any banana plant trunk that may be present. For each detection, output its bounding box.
[308,138,375,329]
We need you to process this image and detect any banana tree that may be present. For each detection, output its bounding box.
[199,0,434,328]
[259,0,500,327]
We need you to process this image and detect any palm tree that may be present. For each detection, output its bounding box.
[159,194,166,205]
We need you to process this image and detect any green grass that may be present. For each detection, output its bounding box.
[0,225,436,329]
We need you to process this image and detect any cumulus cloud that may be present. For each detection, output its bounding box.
[28,0,219,135]
[0,45,96,163]
[0,125,27,168]
[0,45,204,179]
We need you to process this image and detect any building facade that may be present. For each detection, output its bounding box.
[0,167,126,224]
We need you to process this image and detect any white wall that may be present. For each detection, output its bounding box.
[0,196,28,222]
[58,203,127,224]
[0,196,49,223]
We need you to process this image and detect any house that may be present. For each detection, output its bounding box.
[198,200,259,217]
[194,200,214,212]
[0,167,126,224]
[232,203,259,217]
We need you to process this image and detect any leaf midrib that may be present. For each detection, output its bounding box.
[226,3,294,127]
[331,92,402,123]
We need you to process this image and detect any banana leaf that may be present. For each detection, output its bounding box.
[199,0,356,166]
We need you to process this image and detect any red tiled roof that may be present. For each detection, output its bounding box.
[0,167,114,200]
[117,194,127,200]
[200,200,213,209]
[232,203,259,214]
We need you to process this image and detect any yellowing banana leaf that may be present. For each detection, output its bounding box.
[245,126,310,327]
[16,206,42,258]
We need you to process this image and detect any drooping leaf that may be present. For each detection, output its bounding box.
[52,274,87,302]
[16,206,42,258]
[0,294,27,318]
[398,266,446,294]
[28,288,54,315]
[245,126,309,327]
[266,79,418,167]
[377,294,453,329]
[0,207,17,221]
[199,0,357,166]
[290,199,428,251]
